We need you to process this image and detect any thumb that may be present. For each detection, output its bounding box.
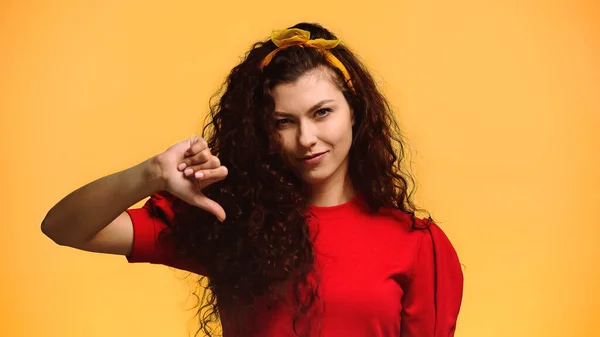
[184,136,207,156]
[190,193,226,222]
[168,136,204,156]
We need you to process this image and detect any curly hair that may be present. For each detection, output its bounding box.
[159,22,428,337]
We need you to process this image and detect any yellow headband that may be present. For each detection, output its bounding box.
[260,28,354,90]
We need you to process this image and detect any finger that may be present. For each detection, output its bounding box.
[183,156,221,176]
[191,194,226,222]
[184,136,209,157]
[179,149,212,171]
[194,166,228,182]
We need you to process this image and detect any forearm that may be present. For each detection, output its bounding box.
[41,158,164,245]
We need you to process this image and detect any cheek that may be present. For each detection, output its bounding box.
[278,130,296,153]
[276,131,300,168]
[337,131,353,155]
[329,121,353,151]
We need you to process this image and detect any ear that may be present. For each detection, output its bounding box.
[351,108,355,126]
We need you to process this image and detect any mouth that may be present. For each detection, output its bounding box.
[300,151,327,160]
[298,151,328,165]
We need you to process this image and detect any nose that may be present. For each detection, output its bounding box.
[297,120,318,149]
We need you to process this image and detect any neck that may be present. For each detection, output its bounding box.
[307,162,355,207]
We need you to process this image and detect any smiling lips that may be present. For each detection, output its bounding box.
[301,152,325,160]
[299,151,327,164]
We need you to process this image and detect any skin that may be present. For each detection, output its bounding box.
[271,67,356,207]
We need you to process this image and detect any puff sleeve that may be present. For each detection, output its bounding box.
[124,192,206,275]
[401,221,464,337]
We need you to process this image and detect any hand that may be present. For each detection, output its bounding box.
[153,136,228,221]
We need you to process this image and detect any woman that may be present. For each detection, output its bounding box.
[42,22,463,337]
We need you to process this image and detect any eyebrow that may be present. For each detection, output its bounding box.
[274,99,335,117]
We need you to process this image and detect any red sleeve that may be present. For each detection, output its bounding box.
[125,191,176,264]
[401,220,464,337]
[124,192,207,275]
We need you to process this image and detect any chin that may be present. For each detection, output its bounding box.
[300,170,333,185]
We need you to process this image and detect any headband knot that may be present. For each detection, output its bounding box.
[269,28,341,50]
[260,28,354,91]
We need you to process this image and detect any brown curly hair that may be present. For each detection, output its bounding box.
[160,22,428,337]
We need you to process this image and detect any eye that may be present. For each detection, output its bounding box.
[276,118,292,128]
[315,108,332,118]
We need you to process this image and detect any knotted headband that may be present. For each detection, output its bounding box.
[260,28,354,90]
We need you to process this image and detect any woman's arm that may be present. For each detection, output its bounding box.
[41,136,228,256]
[401,221,464,337]
[41,158,163,254]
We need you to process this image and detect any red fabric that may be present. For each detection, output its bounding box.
[125,192,206,275]
[126,193,463,337]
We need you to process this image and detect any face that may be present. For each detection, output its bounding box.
[271,67,354,186]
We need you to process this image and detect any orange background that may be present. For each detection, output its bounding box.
[1,1,599,336]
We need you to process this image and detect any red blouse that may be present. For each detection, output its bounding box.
[126,192,463,336]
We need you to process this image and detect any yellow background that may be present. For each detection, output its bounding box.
[1,0,598,336]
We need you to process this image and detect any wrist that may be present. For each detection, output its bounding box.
[137,156,166,194]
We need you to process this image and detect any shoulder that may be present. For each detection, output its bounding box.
[137,191,180,225]
[375,206,430,234]
[376,207,460,255]
[378,206,448,232]
[145,190,178,206]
